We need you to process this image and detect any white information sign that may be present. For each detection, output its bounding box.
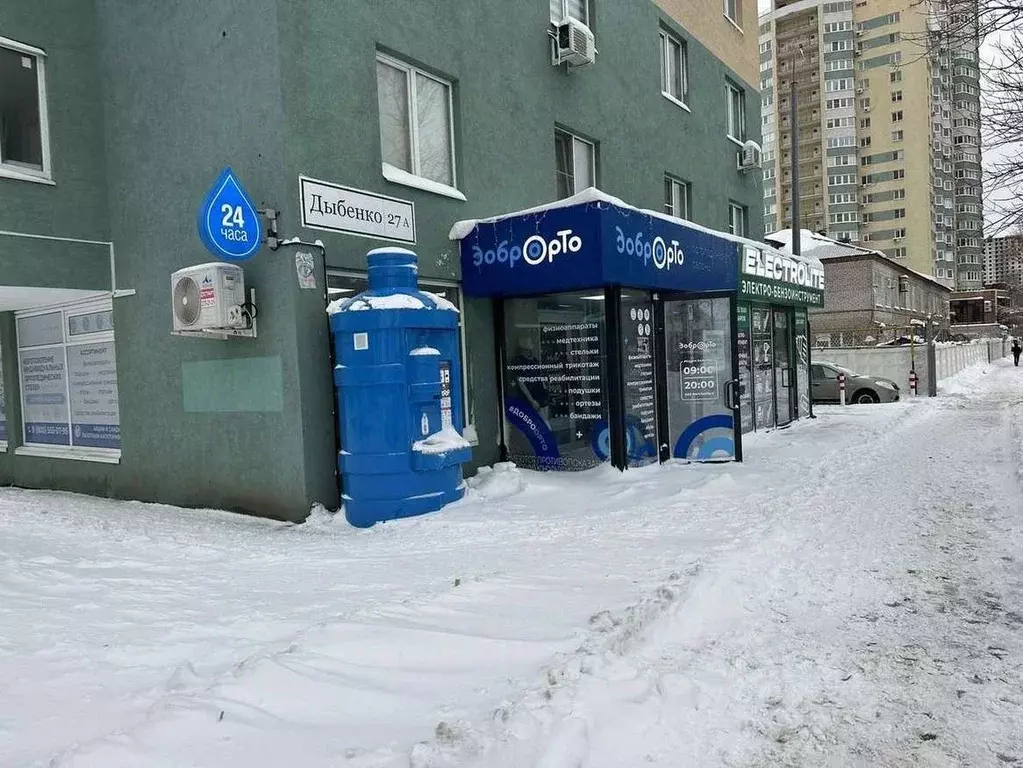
[20,348,70,445]
[67,342,121,449]
[300,176,416,244]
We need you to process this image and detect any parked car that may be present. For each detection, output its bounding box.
[810,361,901,404]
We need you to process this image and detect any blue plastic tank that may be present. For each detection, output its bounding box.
[329,247,471,527]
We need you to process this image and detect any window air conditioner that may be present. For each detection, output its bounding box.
[551,18,596,69]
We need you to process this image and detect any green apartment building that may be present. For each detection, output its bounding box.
[0,0,764,520]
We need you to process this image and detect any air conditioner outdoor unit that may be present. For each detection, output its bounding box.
[863,106,871,112]
[856,88,864,94]
[551,18,596,69]
[738,140,763,171]
[171,262,254,337]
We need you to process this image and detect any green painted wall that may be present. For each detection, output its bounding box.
[0,0,110,288]
[276,0,763,489]
[1,0,763,521]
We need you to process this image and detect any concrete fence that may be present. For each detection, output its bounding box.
[815,338,1009,396]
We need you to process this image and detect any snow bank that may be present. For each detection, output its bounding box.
[412,425,471,455]
[465,461,527,500]
[5,369,1023,766]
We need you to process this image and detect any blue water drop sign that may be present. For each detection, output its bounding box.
[197,167,262,261]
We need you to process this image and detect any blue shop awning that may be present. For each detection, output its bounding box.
[450,189,743,298]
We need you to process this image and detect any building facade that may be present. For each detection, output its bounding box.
[984,234,1023,287]
[758,0,984,288]
[765,231,950,345]
[0,0,764,520]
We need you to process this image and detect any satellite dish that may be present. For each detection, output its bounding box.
[173,276,201,326]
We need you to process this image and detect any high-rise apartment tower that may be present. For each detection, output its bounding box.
[759,0,983,288]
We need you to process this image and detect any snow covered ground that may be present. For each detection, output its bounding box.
[2,360,1022,767]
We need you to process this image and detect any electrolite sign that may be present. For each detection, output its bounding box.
[739,244,825,306]
[197,167,263,261]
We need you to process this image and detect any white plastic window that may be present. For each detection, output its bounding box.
[0,36,51,181]
[376,53,456,190]
[15,299,120,456]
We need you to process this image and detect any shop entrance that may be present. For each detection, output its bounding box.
[659,295,741,462]
[773,307,794,427]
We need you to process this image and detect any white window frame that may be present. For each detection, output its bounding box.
[550,0,589,25]
[375,52,461,200]
[724,0,743,31]
[554,128,596,198]
[14,296,120,463]
[728,202,747,236]
[664,175,691,220]
[659,30,690,110]
[726,81,746,145]
[326,270,475,443]
[0,35,53,185]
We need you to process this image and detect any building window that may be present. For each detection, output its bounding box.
[891,129,904,141]
[891,110,903,122]
[555,128,595,198]
[376,53,456,190]
[660,30,689,107]
[0,37,51,180]
[728,202,747,236]
[726,81,746,143]
[724,0,742,28]
[891,90,903,102]
[550,0,589,25]
[15,300,120,455]
[664,175,691,219]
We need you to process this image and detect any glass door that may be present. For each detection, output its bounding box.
[773,308,793,427]
[662,296,740,462]
[620,291,658,467]
[751,306,775,429]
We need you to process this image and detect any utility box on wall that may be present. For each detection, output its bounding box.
[328,248,471,527]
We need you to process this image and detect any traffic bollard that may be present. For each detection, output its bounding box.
[909,370,918,396]
[838,373,846,406]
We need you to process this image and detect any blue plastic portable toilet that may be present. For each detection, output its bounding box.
[328,247,471,527]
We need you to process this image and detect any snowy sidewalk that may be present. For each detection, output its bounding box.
[2,362,1022,767]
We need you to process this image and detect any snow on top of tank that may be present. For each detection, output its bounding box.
[367,246,419,258]
[422,291,459,312]
[409,347,441,356]
[326,290,460,315]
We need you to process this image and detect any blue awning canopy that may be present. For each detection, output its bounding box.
[450,189,742,298]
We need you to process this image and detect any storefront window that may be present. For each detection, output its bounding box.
[620,291,657,466]
[503,291,608,470]
[751,306,775,429]
[794,309,811,418]
[736,304,754,433]
[0,343,7,445]
[16,300,120,451]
